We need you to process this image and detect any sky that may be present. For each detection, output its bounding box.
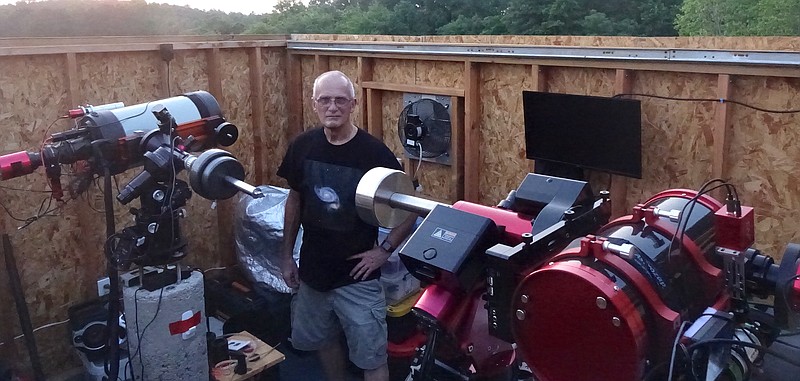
[143,0,279,14]
[0,0,283,14]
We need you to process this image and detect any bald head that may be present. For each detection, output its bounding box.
[313,71,356,100]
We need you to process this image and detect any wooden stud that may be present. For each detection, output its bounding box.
[450,96,465,201]
[65,53,80,106]
[360,81,465,97]
[464,61,481,203]
[528,64,548,173]
[206,48,222,98]
[357,57,374,131]
[158,60,171,98]
[314,54,330,75]
[64,52,105,294]
[366,88,383,139]
[610,69,634,218]
[205,47,233,266]
[286,52,304,139]
[249,47,265,185]
[713,74,733,198]
[530,64,549,92]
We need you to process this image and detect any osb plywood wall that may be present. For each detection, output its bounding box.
[0,54,95,376]
[1,35,799,377]
[288,35,800,265]
[479,64,531,203]
[0,42,287,376]
[625,72,719,205]
[727,76,800,256]
[261,49,291,186]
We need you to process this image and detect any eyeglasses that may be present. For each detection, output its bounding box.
[314,97,352,107]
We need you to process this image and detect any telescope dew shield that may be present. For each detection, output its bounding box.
[0,151,40,180]
[78,91,221,141]
[65,91,235,176]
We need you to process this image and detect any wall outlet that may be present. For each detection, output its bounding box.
[97,277,111,297]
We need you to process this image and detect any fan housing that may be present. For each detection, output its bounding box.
[397,93,452,165]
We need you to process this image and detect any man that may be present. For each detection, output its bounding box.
[278,70,416,381]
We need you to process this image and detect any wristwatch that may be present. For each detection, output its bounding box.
[379,239,396,253]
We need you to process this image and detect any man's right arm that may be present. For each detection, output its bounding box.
[281,189,302,289]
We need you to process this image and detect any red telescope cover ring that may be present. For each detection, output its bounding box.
[512,260,646,381]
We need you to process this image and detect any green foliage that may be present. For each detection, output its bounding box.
[676,0,799,36]
[499,0,681,36]
[754,0,800,35]
[0,0,264,37]
[336,4,395,34]
[1,0,796,38]
[248,2,341,34]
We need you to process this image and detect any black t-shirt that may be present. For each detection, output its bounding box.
[277,127,402,291]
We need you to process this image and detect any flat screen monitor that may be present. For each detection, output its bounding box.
[523,91,642,179]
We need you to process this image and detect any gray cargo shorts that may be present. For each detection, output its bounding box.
[291,279,388,370]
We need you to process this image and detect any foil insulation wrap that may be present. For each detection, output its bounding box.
[234,186,301,294]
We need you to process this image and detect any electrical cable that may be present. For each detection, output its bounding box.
[122,335,134,381]
[664,180,731,268]
[667,320,691,381]
[0,318,71,347]
[614,93,800,114]
[38,116,69,144]
[168,131,178,256]
[687,338,800,368]
[414,140,424,186]
[192,268,213,337]
[131,284,166,379]
[0,185,53,193]
[676,182,733,253]
[12,195,68,230]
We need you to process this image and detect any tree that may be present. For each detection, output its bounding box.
[503,0,551,35]
[248,3,341,34]
[753,0,800,35]
[638,0,681,36]
[0,0,264,37]
[438,15,490,35]
[337,4,395,34]
[675,0,760,35]
[579,11,616,36]
[501,0,679,36]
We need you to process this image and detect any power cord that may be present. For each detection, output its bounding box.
[667,320,691,380]
[613,93,800,114]
[0,194,68,230]
[687,338,800,368]
[664,179,734,268]
[131,282,166,379]
[413,141,424,192]
[0,318,70,347]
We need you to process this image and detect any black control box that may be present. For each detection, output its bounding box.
[399,205,497,292]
